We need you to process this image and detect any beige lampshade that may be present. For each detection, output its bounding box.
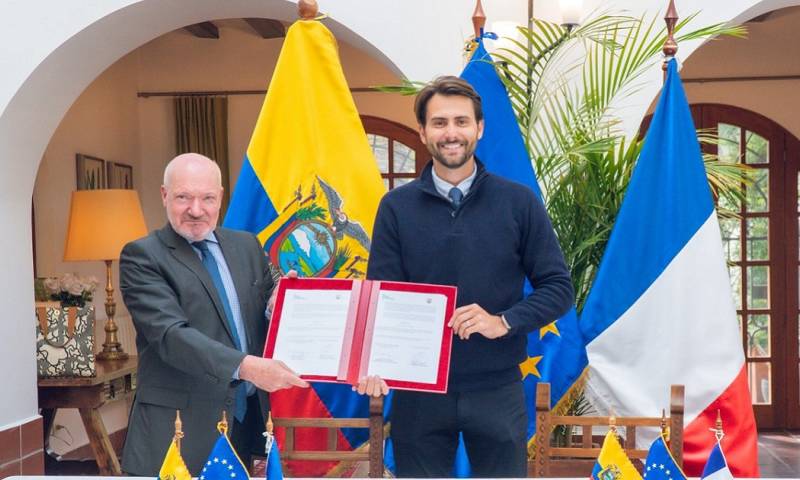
[63,189,148,261]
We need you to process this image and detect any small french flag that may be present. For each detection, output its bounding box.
[701,443,734,480]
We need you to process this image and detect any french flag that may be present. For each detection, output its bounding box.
[702,443,734,480]
[579,59,759,477]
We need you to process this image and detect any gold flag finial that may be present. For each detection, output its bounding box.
[608,405,617,433]
[660,408,669,440]
[263,411,276,457]
[472,0,486,40]
[299,0,319,20]
[217,410,229,436]
[174,410,185,447]
[662,0,679,79]
[709,409,725,442]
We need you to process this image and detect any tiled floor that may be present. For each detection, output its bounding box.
[759,431,800,477]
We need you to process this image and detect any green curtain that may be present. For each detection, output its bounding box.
[174,96,230,216]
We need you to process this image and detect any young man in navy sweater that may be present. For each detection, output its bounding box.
[360,76,574,477]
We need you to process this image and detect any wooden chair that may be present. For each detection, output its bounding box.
[272,396,385,477]
[529,382,684,477]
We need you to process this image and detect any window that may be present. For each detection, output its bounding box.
[362,116,427,190]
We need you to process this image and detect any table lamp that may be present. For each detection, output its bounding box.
[63,189,148,361]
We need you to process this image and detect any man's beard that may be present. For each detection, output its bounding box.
[427,140,477,170]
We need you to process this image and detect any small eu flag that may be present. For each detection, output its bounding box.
[199,433,250,480]
[643,435,686,480]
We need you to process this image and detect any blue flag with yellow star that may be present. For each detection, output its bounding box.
[644,434,686,480]
[200,433,250,480]
[461,39,588,445]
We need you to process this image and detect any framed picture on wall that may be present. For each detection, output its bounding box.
[75,153,106,190]
[107,161,133,189]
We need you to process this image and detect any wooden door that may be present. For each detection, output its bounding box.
[694,104,800,429]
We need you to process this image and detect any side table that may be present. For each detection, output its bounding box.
[38,356,137,475]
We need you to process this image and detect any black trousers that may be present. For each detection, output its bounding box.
[230,393,267,471]
[391,381,528,478]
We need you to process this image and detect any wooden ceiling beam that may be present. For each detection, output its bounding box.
[244,18,286,39]
[184,22,219,39]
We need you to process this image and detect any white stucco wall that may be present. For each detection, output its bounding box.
[0,0,795,432]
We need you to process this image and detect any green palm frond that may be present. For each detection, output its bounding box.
[376,11,746,310]
[490,11,746,308]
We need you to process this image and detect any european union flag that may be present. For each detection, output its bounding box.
[462,39,541,197]
[199,434,250,480]
[644,435,686,480]
[461,37,588,448]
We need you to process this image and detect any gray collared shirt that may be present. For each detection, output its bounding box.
[431,163,477,203]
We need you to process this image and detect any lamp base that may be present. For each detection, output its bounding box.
[96,259,129,362]
[96,348,129,361]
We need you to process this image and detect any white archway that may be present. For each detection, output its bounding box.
[0,0,416,428]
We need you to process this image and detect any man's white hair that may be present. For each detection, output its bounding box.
[163,153,222,188]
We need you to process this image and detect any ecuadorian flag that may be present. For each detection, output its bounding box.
[223,17,385,477]
[158,438,191,480]
[592,431,642,480]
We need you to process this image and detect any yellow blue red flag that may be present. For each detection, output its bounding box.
[592,431,642,480]
[223,17,385,477]
[158,439,191,480]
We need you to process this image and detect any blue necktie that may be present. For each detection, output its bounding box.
[192,240,247,422]
[448,186,463,209]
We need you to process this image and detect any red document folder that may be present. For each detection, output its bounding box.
[264,277,457,393]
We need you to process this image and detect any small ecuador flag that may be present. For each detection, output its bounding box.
[592,431,642,480]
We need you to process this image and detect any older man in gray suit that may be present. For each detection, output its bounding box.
[119,153,308,475]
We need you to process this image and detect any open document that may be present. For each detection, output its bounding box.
[264,277,456,393]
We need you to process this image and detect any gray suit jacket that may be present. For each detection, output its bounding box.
[119,224,273,475]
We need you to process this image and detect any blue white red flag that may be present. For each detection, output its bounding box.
[701,443,734,480]
[579,59,758,476]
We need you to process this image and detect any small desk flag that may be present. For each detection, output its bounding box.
[199,433,250,480]
[643,434,687,480]
[700,443,734,480]
[158,438,191,480]
[592,431,642,480]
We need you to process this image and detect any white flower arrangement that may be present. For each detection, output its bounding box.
[42,273,98,307]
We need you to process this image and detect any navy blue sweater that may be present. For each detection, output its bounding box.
[367,160,574,391]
